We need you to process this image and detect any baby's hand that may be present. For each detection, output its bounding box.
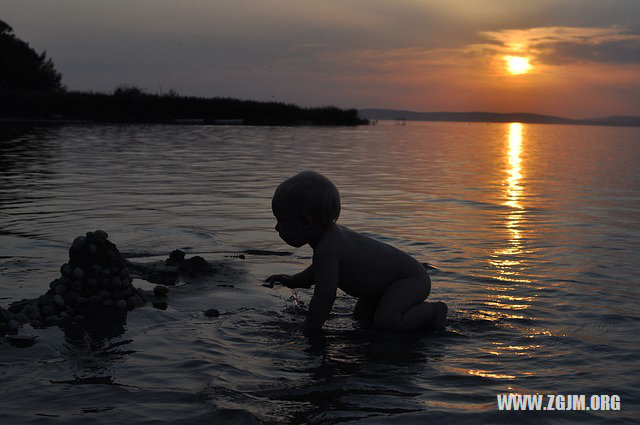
[263,274,294,288]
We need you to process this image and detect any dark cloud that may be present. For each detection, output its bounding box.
[537,37,640,65]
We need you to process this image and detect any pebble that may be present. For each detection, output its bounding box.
[102,299,114,307]
[153,285,169,297]
[59,311,69,318]
[77,297,88,305]
[53,295,65,307]
[89,244,97,255]
[65,291,80,304]
[16,313,28,323]
[72,236,86,251]
[115,300,127,309]
[92,264,102,275]
[98,290,111,299]
[49,280,58,289]
[55,284,66,296]
[111,276,122,287]
[204,308,220,318]
[127,296,138,308]
[38,295,50,306]
[41,306,55,317]
[6,334,37,348]
[44,315,58,325]
[72,280,83,291]
[7,319,19,332]
[95,230,108,239]
[73,267,84,279]
[74,315,85,321]
[61,263,73,276]
[152,301,168,310]
[168,249,185,263]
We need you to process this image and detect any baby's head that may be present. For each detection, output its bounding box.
[271,171,340,247]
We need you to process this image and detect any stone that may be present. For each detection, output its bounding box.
[7,319,19,332]
[72,236,86,251]
[115,300,127,309]
[92,264,102,276]
[95,230,108,239]
[6,334,37,348]
[74,315,85,321]
[55,284,67,296]
[111,276,122,287]
[65,291,80,305]
[40,306,55,317]
[72,280,83,291]
[152,301,168,310]
[61,263,73,276]
[98,290,111,299]
[167,249,185,265]
[77,297,88,305]
[204,308,220,318]
[38,295,50,306]
[102,299,114,308]
[153,285,169,297]
[16,313,28,323]
[89,244,97,255]
[44,315,58,325]
[53,295,65,308]
[73,267,84,279]
[59,311,69,318]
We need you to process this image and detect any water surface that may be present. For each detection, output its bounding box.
[1,122,638,423]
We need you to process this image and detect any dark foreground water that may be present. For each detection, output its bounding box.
[1,122,638,424]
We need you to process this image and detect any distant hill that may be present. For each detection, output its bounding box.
[359,109,640,128]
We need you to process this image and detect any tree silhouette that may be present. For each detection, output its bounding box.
[0,18,63,91]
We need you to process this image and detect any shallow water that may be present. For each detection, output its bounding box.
[1,122,639,423]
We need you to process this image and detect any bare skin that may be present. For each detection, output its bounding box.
[266,206,447,332]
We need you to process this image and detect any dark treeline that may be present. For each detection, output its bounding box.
[0,18,366,126]
[0,88,368,126]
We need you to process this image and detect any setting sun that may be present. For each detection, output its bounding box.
[505,56,532,75]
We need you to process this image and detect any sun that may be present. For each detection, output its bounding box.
[504,56,532,75]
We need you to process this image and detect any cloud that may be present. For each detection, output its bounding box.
[477,27,640,65]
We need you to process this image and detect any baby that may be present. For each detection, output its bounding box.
[265,171,448,332]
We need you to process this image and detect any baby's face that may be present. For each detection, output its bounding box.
[273,210,308,248]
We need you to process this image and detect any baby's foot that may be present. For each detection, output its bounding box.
[429,301,448,331]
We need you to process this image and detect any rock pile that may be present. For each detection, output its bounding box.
[2,230,147,335]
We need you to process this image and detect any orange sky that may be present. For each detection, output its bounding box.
[4,0,640,117]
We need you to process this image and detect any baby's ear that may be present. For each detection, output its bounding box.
[299,213,312,227]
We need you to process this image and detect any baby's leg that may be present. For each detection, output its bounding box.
[353,298,377,321]
[373,275,447,331]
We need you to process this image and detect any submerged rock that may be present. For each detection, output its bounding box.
[153,285,169,297]
[204,308,220,318]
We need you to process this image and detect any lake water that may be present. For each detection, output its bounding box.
[1,122,638,423]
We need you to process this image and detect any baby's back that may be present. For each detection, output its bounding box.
[325,224,427,299]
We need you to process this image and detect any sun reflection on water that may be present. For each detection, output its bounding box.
[471,123,535,331]
[489,122,530,284]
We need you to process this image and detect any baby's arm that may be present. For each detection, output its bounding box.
[264,264,313,288]
[303,250,338,331]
